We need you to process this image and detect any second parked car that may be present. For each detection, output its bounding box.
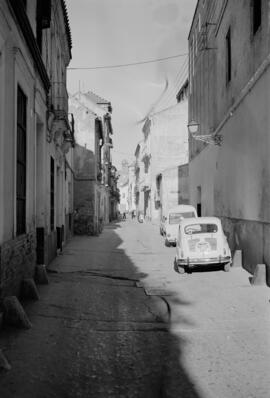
[163,204,198,246]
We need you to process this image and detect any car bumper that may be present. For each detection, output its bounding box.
[176,256,231,267]
[166,237,176,243]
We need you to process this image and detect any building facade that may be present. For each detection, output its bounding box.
[69,91,116,234]
[127,163,136,214]
[188,0,270,272]
[139,87,189,222]
[0,0,73,298]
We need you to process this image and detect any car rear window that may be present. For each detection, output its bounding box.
[169,212,195,224]
[184,223,218,234]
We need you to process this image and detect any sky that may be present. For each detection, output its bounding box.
[66,0,197,169]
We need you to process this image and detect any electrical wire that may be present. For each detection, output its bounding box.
[67,53,188,70]
[158,57,188,106]
[161,64,188,109]
[155,57,189,112]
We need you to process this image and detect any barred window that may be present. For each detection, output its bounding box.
[16,86,27,235]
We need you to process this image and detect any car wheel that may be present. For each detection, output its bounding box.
[173,258,178,272]
[165,239,170,247]
[224,263,230,272]
[178,266,185,274]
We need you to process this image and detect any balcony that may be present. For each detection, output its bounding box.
[141,173,151,191]
[141,143,151,163]
[134,183,140,193]
[47,82,74,149]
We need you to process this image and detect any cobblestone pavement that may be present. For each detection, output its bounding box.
[0,218,269,397]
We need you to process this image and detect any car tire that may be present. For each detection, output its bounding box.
[165,239,170,247]
[178,266,185,274]
[224,263,230,272]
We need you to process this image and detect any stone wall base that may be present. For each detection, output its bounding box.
[0,232,36,300]
[220,216,270,275]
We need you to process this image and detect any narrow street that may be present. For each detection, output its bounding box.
[0,219,270,398]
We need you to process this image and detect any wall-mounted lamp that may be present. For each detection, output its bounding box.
[187,120,223,146]
[187,120,200,134]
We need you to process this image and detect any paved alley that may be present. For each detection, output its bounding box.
[0,219,270,398]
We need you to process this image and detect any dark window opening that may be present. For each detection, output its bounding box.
[16,86,27,235]
[50,156,55,231]
[252,0,262,35]
[36,0,51,53]
[226,28,231,84]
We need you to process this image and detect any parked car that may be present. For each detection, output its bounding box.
[163,205,198,246]
[174,216,231,273]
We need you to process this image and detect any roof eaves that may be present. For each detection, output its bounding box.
[61,0,72,58]
[188,0,199,40]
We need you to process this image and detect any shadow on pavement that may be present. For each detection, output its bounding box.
[0,222,203,398]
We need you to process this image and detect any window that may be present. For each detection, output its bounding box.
[50,157,55,230]
[252,0,261,35]
[36,0,52,53]
[184,223,218,235]
[16,86,27,235]
[169,212,196,225]
[226,28,231,84]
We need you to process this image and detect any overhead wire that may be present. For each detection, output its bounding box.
[157,57,188,108]
[155,56,189,112]
[161,64,188,109]
[67,52,188,70]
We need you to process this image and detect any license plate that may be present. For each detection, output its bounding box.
[197,242,208,252]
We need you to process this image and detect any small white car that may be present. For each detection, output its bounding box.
[174,217,231,273]
[163,205,198,246]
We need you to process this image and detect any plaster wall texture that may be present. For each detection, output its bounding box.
[189,144,217,217]
[188,0,270,272]
[215,0,270,124]
[0,7,40,242]
[148,102,189,221]
[0,3,42,296]
[73,145,97,235]
[161,164,189,219]
[69,96,96,151]
[0,0,73,296]
[119,184,129,213]
[189,67,270,271]
[70,93,113,231]
[128,165,136,211]
[150,103,188,176]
